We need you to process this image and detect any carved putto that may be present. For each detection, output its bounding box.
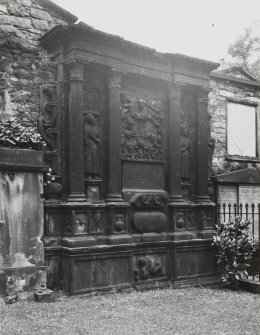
[120,93,164,161]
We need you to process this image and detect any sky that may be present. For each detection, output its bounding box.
[53,0,260,63]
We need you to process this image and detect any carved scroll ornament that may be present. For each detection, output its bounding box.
[38,84,59,173]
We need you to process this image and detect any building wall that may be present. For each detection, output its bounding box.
[209,77,260,175]
[0,0,72,123]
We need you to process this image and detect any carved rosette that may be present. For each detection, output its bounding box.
[120,93,164,161]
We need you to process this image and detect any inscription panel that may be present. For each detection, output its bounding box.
[239,185,260,204]
[73,255,131,292]
[123,161,164,190]
[217,185,237,205]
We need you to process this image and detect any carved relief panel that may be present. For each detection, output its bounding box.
[133,253,167,281]
[64,210,106,235]
[83,76,105,201]
[38,84,60,174]
[45,210,61,236]
[83,112,101,180]
[120,93,165,161]
[172,209,196,231]
[180,86,198,198]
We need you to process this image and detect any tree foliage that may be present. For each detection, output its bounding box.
[227,28,260,78]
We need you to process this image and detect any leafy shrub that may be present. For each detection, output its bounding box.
[212,216,256,287]
[0,117,45,150]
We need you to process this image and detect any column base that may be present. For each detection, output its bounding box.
[170,231,196,241]
[195,195,211,203]
[169,195,184,203]
[197,229,215,239]
[105,193,125,203]
[67,193,87,202]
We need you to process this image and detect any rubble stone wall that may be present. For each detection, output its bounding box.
[0,0,73,124]
[209,78,260,175]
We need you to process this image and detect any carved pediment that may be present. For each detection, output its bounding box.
[213,168,260,184]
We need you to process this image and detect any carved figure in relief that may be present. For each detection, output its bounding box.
[134,257,163,281]
[84,113,101,179]
[75,214,87,233]
[208,137,216,177]
[180,120,191,183]
[120,94,164,161]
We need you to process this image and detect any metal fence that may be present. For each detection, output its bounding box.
[216,203,260,281]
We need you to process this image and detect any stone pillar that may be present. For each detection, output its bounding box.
[105,69,124,203]
[67,59,86,202]
[196,87,211,203]
[168,82,184,203]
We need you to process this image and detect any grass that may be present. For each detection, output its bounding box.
[0,287,260,335]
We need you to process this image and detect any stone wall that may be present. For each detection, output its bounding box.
[0,0,75,124]
[209,77,260,175]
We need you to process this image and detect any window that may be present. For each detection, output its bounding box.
[227,102,257,157]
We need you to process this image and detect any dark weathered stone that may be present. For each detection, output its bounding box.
[34,288,55,303]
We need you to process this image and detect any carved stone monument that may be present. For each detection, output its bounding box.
[39,24,219,294]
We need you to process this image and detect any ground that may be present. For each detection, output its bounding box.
[0,287,260,335]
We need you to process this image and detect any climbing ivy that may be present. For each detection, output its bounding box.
[0,117,45,150]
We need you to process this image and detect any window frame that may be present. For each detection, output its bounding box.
[226,98,259,161]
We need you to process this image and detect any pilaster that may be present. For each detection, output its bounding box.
[196,87,211,203]
[105,68,125,203]
[67,59,86,202]
[168,82,184,204]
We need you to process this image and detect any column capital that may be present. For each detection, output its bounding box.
[197,86,212,104]
[108,68,125,89]
[66,58,85,82]
[169,82,185,101]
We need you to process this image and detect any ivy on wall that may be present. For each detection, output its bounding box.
[0,117,45,150]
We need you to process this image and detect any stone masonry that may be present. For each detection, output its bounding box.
[0,0,76,124]
[209,68,260,175]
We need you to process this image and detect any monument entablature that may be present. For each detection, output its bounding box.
[39,23,220,294]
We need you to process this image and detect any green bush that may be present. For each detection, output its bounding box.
[212,216,256,287]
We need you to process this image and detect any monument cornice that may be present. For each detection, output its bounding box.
[40,24,219,85]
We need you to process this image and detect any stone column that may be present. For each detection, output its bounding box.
[196,87,211,203]
[105,69,124,203]
[168,82,184,204]
[67,59,86,202]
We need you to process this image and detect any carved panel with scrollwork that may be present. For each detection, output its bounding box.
[120,93,164,161]
[38,84,60,173]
